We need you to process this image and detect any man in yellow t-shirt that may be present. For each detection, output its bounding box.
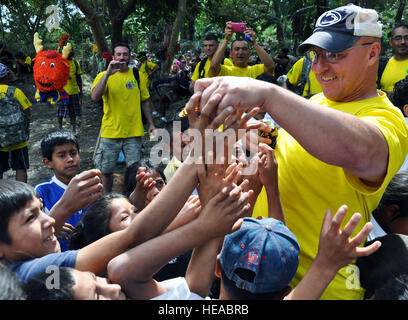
[189,33,233,92]
[286,57,323,98]
[208,21,275,78]
[193,5,408,300]
[59,48,83,133]
[378,25,408,94]
[0,63,32,183]
[137,51,159,90]
[178,34,233,119]
[91,43,155,194]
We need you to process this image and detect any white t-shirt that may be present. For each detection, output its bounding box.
[151,277,204,300]
[367,215,387,242]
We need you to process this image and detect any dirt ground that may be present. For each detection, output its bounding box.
[3,72,189,188]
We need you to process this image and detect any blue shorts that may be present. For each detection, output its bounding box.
[94,137,142,173]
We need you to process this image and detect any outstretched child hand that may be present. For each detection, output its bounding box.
[315,205,381,272]
[177,195,202,221]
[257,143,285,222]
[284,204,381,300]
[258,143,278,188]
[198,180,253,238]
[197,154,243,206]
[61,169,103,213]
[128,167,156,210]
[50,169,103,236]
[57,222,75,240]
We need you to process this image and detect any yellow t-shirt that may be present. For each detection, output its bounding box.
[91,69,150,139]
[380,57,408,93]
[0,85,32,151]
[191,58,233,82]
[139,60,157,88]
[163,156,182,182]
[24,56,32,72]
[63,59,82,95]
[286,57,322,97]
[254,91,408,300]
[218,63,266,78]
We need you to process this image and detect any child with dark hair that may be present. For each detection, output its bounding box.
[368,171,408,240]
[389,75,408,172]
[0,139,208,284]
[69,193,133,250]
[34,130,88,251]
[373,274,408,300]
[68,189,197,282]
[123,159,201,281]
[123,159,166,210]
[356,233,408,299]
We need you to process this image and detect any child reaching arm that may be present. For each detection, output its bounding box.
[257,143,285,223]
[107,179,252,299]
[284,205,381,300]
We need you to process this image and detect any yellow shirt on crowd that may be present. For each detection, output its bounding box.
[380,57,408,93]
[253,91,408,300]
[139,60,158,88]
[286,57,322,97]
[191,58,233,82]
[217,63,266,78]
[91,69,150,139]
[63,59,82,95]
[0,85,32,151]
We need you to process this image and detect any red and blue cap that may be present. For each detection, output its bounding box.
[220,217,300,294]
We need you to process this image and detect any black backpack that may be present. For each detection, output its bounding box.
[198,57,228,79]
[132,67,148,125]
[377,57,390,89]
[295,57,313,98]
[0,86,29,148]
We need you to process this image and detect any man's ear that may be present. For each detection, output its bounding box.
[368,42,381,65]
[403,104,408,117]
[214,255,222,279]
[43,157,53,169]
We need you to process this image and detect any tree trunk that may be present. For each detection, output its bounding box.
[272,0,284,46]
[395,0,407,25]
[105,0,139,46]
[72,0,109,54]
[160,0,187,78]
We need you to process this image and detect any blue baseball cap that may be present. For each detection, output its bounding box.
[298,4,382,54]
[0,63,8,78]
[220,217,300,294]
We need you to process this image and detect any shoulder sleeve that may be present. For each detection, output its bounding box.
[9,250,79,282]
[223,58,233,66]
[286,59,303,85]
[91,71,106,92]
[147,61,156,70]
[345,105,408,194]
[191,62,200,82]
[13,88,32,110]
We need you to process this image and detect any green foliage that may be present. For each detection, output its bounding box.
[1,0,406,71]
